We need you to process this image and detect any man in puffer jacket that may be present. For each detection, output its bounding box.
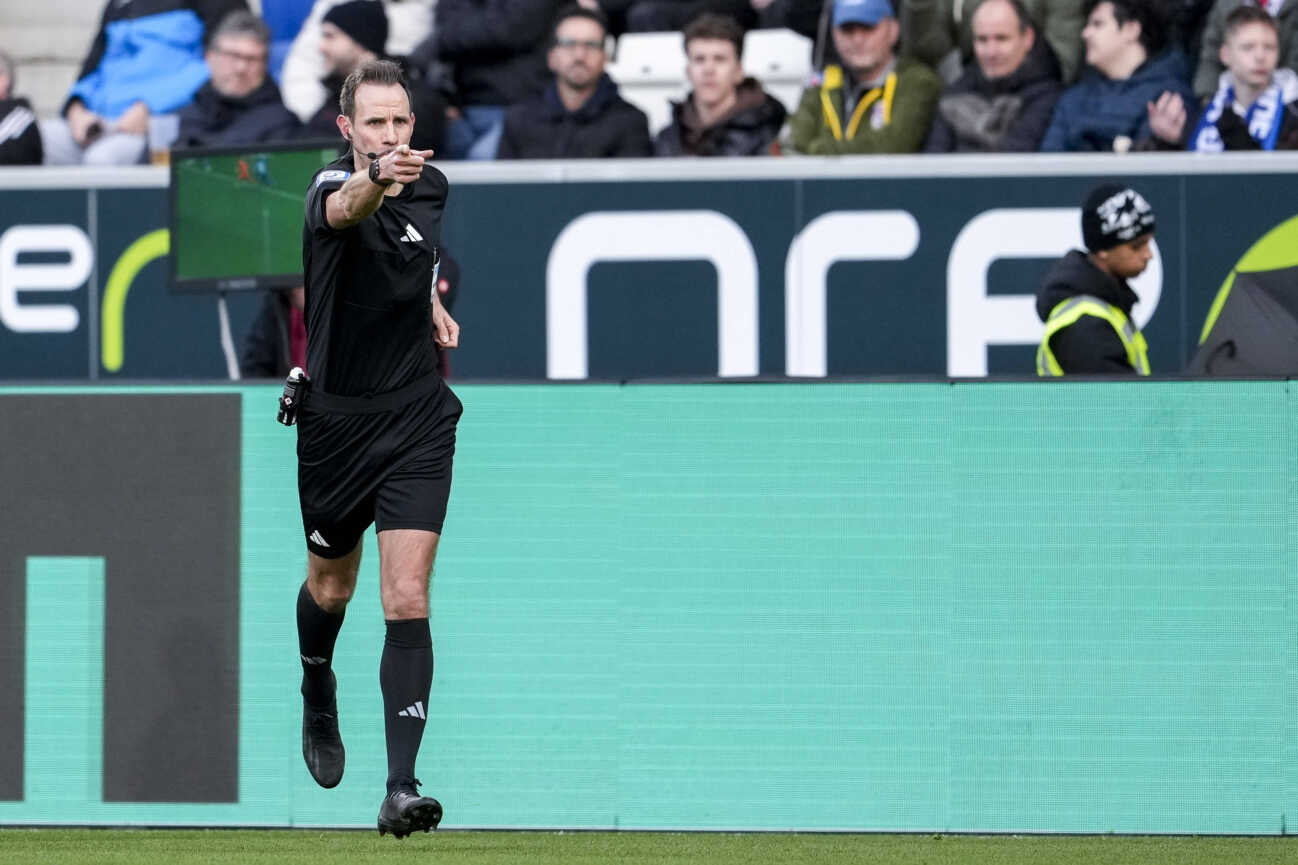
[43,0,247,164]
[925,0,1064,151]
[1040,0,1195,151]
[901,0,1085,83]
[654,14,786,156]
[497,6,650,158]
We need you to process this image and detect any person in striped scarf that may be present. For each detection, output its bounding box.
[1148,4,1298,148]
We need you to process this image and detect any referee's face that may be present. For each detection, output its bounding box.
[343,83,414,164]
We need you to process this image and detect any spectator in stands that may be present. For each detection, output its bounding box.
[654,14,786,156]
[788,0,941,154]
[924,0,1064,151]
[300,1,448,153]
[1148,6,1298,149]
[436,0,564,159]
[281,0,435,124]
[497,6,651,157]
[1039,0,1195,151]
[1036,183,1155,376]
[0,49,41,165]
[1194,0,1298,99]
[41,0,246,165]
[176,11,300,148]
[901,0,1086,83]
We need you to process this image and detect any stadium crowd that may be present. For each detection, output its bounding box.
[2,0,1295,164]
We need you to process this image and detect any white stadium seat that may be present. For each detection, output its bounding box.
[741,29,813,115]
[0,0,99,118]
[607,32,688,137]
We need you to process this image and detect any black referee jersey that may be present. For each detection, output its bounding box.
[302,151,449,397]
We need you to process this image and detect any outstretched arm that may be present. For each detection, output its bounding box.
[326,145,432,229]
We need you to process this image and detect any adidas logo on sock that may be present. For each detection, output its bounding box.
[397,701,426,719]
[301,655,328,665]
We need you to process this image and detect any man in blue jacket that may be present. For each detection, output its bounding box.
[43,0,245,164]
[1040,0,1195,151]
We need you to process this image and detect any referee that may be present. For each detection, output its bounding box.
[294,58,461,839]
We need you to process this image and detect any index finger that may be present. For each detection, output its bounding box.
[412,149,435,160]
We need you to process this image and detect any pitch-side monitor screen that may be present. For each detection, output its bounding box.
[169,142,341,293]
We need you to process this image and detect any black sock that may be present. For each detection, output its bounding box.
[380,618,434,794]
[297,581,345,707]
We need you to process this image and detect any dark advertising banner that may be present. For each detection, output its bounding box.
[1,158,1295,380]
[0,393,241,803]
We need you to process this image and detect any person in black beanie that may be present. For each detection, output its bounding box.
[1035,183,1157,375]
[306,0,448,154]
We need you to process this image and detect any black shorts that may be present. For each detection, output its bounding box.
[296,373,463,559]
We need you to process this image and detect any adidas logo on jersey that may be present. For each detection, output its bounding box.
[400,223,423,243]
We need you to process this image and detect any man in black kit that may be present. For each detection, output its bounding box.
[295,58,461,839]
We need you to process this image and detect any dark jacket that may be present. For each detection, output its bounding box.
[68,0,246,118]
[901,0,1086,84]
[654,78,786,157]
[434,0,563,107]
[241,253,463,379]
[1040,50,1195,151]
[240,289,296,379]
[1036,249,1142,373]
[924,38,1063,152]
[497,74,652,158]
[0,97,42,165]
[305,60,449,154]
[177,78,299,148]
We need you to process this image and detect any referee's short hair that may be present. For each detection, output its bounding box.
[340,59,412,120]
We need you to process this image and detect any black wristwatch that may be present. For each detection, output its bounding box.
[369,157,393,186]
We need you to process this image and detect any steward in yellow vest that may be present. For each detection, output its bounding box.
[1036,183,1156,375]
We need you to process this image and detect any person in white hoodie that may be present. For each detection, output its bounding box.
[1148,4,1298,149]
[280,0,433,123]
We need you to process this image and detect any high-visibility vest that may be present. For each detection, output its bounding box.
[1036,294,1150,376]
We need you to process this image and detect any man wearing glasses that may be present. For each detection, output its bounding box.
[177,10,301,148]
[496,5,652,158]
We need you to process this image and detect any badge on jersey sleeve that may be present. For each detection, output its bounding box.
[316,170,350,186]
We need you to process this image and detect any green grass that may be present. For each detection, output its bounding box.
[1,830,1296,865]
